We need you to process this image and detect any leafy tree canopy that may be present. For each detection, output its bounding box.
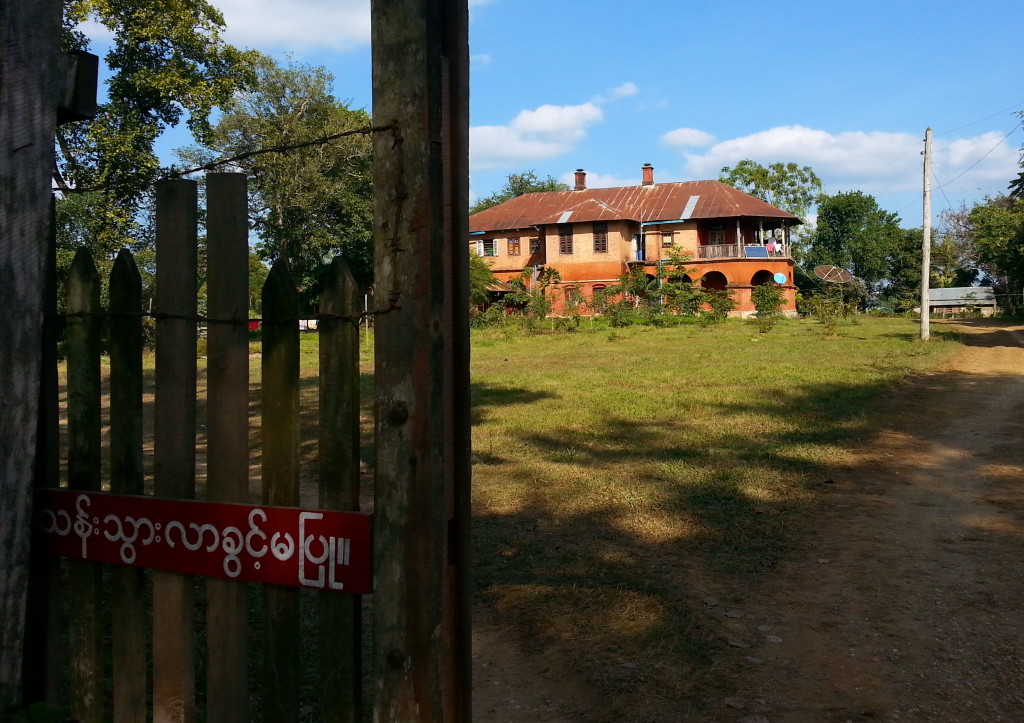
[57,0,257,256]
[719,160,824,219]
[802,191,904,287]
[967,195,1024,307]
[469,251,499,306]
[470,171,569,214]
[179,53,374,307]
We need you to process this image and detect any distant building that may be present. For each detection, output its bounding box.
[928,287,997,316]
[468,164,800,315]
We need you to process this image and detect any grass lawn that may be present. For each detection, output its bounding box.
[467,316,958,719]
[60,315,958,720]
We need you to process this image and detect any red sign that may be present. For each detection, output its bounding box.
[38,489,372,594]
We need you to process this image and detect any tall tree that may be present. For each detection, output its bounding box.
[932,206,980,288]
[57,0,256,257]
[180,53,373,308]
[470,170,569,214]
[877,228,923,312]
[967,195,1024,308]
[803,191,904,288]
[719,160,824,219]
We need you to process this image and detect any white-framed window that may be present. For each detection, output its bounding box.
[477,238,497,256]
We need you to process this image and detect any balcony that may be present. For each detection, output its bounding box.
[697,243,790,260]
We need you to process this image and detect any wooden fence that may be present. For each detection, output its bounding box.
[37,175,367,722]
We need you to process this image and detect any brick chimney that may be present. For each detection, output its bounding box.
[642,163,654,186]
[574,168,587,191]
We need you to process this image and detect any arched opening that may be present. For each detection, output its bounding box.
[666,274,693,285]
[751,269,775,286]
[700,271,728,291]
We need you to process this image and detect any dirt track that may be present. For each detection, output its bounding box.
[473,319,1024,722]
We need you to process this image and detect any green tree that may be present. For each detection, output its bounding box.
[57,0,256,257]
[803,191,904,290]
[719,160,824,219]
[967,195,1024,309]
[751,282,785,332]
[932,206,980,288]
[876,228,923,313]
[469,251,499,306]
[180,53,374,308]
[470,171,569,214]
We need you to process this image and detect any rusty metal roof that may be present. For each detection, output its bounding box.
[469,180,801,233]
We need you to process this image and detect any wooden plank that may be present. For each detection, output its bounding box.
[205,172,251,723]
[24,197,63,706]
[318,256,362,721]
[66,248,103,723]
[109,249,147,722]
[0,0,62,706]
[261,259,300,723]
[370,0,472,719]
[153,179,199,723]
[439,2,474,716]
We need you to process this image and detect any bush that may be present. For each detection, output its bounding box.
[700,289,736,326]
[751,283,785,333]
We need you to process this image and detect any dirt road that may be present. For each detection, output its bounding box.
[474,319,1024,722]
[719,319,1024,722]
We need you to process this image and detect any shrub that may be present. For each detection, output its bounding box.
[751,283,785,333]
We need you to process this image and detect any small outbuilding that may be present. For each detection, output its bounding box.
[928,287,997,317]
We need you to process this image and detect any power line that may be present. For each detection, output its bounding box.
[935,103,1024,136]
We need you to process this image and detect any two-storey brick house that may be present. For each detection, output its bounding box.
[468,164,801,315]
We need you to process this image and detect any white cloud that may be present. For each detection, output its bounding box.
[609,82,639,100]
[471,53,493,68]
[591,82,640,105]
[471,102,603,169]
[662,127,715,148]
[676,125,1019,197]
[216,0,370,52]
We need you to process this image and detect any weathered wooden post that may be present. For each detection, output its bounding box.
[0,0,63,706]
[109,249,147,721]
[261,259,301,723]
[66,248,103,723]
[371,0,472,719]
[153,179,199,723]
[205,172,252,722]
[319,256,363,720]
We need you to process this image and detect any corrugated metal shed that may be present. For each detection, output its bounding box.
[468,180,800,233]
[929,287,997,306]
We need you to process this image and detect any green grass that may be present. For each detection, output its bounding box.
[468,316,957,720]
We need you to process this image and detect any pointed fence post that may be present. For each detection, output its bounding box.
[152,179,199,723]
[318,256,362,720]
[109,249,147,722]
[371,0,472,719]
[261,259,300,723]
[205,172,251,722]
[66,247,103,723]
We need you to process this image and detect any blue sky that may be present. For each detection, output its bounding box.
[92,0,1023,227]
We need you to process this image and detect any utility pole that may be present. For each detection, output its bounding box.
[920,127,932,341]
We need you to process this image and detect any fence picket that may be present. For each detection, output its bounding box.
[261,259,300,723]
[66,247,103,723]
[318,256,362,720]
[108,249,147,722]
[152,179,199,723]
[205,173,251,722]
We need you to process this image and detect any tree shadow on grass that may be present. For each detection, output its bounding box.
[471,365,1024,720]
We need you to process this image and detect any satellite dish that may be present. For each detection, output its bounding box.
[813,265,852,283]
[773,272,787,284]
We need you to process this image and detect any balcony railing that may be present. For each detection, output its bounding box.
[696,243,790,260]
